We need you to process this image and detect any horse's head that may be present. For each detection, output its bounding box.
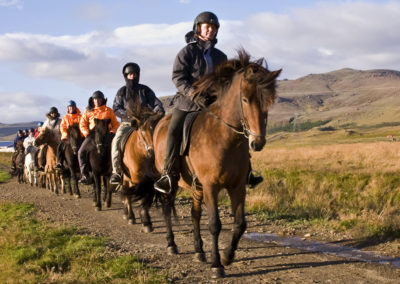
[67,123,83,155]
[34,127,53,147]
[194,48,281,152]
[240,62,281,151]
[93,118,111,154]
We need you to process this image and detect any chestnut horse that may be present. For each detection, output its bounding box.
[153,50,281,278]
[119,111,163,231]
[34,127,61,194]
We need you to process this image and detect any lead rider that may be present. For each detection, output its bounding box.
[154,11,263,194]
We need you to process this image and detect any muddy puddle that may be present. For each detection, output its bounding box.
[244,232,400,268]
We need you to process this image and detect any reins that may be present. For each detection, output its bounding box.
[203,77,265,139]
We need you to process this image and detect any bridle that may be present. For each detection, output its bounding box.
[203,76,266,139]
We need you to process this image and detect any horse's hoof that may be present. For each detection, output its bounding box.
[141,225,153,233]
[95,207,101,212]
[167,245,178,255]
[211,267,225,279]
[193,252,206,263]
[128,219,136,225]
[123,214,128,220]
[74,194,81,199]
[221,250,234,266]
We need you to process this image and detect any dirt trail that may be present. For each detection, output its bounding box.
[1,177,400,283]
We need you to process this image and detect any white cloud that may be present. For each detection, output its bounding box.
[2,1,400,123]
[0,0,22,9]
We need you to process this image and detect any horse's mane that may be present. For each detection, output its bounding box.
[126,101,164,131]
[191,48,278,107]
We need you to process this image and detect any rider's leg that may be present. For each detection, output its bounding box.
[39,145,48,171]
[56,141,64,169]
[110,122,131,184]
[78,138,92,184]
[154,108,187,194]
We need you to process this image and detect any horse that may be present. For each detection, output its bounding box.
[87,118,113,211]
[24,145,38,186]
[119,110,163,231]
[14,141,25,184]
[60,123,83,198]
[34,127,61,194]
[153,49,281,278]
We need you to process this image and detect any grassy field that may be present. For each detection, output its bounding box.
[247,126,400,239]
[0,152,12,183]
[0,202,168,283]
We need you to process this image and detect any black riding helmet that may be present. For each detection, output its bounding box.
[193,11,220,32]
[122,62,140,85]
[49,106,58,114]
[92,90,105,100]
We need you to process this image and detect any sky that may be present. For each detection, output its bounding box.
[0,0,399,123]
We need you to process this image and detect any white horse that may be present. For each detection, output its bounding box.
[24,146,37,186]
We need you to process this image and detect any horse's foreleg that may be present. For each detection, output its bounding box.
[204,186,224,278]
[221,186,247,266]
[123,194,136,224]
[192,189,206,262]
[93,174,102,211]
[140,202,153,233]
[103,176,112,208]
[71,170,80,198]
[161,193,178,255]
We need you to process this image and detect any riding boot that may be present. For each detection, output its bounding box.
[247,169,263,188]
[154,108,186,194]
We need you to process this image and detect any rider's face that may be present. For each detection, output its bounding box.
[198,23,217,41]
[126,72,136,80]
[68,106,75,113]
[93,98,102,107]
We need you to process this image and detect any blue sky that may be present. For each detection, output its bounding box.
[0,0,398,123]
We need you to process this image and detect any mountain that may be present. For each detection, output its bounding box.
[269,68,400,128]
[2,68,399,141]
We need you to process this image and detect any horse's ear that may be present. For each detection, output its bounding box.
[244,66,255,79]
[270,69,282,80]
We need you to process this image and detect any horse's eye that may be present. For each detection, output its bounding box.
[242,98,249,104]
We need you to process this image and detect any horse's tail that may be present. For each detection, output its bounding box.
[121,176,155,207]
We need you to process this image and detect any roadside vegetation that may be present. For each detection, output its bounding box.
[247,126,400,240]
[0,202,168,283]
[0,152,12,183]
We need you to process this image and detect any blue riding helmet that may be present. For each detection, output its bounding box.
[68,100,76,107]
[37,121,44,127]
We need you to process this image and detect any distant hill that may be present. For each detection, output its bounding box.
[2,68,400,140]
[269,68,400,129]
[0,121,40,141]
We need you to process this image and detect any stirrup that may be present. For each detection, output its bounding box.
[154,175,173,194]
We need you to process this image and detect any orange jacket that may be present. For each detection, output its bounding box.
[79,105,120,137]
[60,108,82,140]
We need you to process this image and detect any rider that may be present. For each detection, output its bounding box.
[56,100,82,170]
[78,90,120,184]
[154,11,264,194]
[34,121,43,138]
[38,106,61,171]
[11,129,25,172]
[109,62,165,184]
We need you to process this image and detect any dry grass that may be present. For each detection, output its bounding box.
[247,140,400,237]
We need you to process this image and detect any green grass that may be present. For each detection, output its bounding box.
[0,202,168,283]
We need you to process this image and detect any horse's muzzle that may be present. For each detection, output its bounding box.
[249,136,266,152]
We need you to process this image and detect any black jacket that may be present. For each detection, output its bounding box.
[172,31,227,111]
[113,84,164,122]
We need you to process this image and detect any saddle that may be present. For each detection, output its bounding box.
[180,112,199,156]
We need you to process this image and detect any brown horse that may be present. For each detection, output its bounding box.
[34,127,61,194]
[119,110,163,231]
[153,49,281,278]
[15,141,25,184]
